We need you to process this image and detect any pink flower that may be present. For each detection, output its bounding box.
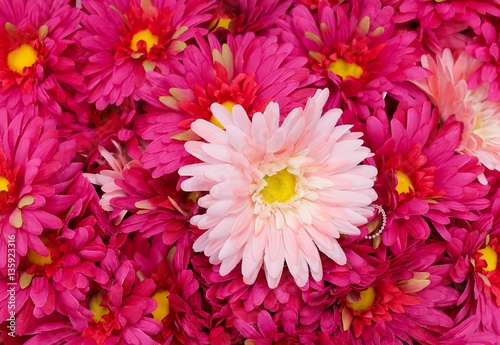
[279,0,426,117]
[75,0,212,110]
[138,32,313,177]
[413,48,500,172]
[84,142,142,225]
[81,259,162,345]
[466,20,500,102]
[446,214,500,339]
[179,89,377,288]
[308,242,456,344]
[0,110,81,270]
[0,0,83,116]
[364,101,489,253]
[0,175,110,337]
[120,233,211,345]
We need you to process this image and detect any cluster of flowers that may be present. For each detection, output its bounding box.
[1,0,500,344]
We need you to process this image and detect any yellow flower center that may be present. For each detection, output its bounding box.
[151,290,170,321]
[328,58,363,80]
[395,170,413,195]
[210,17,232,31]
[478,246,498,272]
[130,29,158,53]
[26,238,53,266]
[210,101,236,129]
[347,287,376,312]
[89,293,110,323]
[7,43,38,74]
[260,169,297,204]
[0,176,9,192]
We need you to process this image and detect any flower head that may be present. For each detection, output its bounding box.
[364,101,489,252]
[138,32,312,177]
[179,89,377,288]
[0,0,83,116]
[279,0,426,116]
[414,48,500,171]
[0,109,81,270]
[76,0,212,110]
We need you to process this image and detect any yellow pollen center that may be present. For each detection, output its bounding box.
[0,176,9,192]
[7,43,38,74]
[26,239,53,266]
[395,170,413,195]
[328,58,363,80]
[260,169,297,204]
[478,246,498,272]
[151,290,170,321]
[348,287,376,312]
[89,294,110,323]
[210,101,236,129]
[210,17,232,30]
[130,29,158,53]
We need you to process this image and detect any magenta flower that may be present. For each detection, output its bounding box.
[138,32,312,177]
[119,233,211,345]
[81,259,162,345]
[326,242,456,344]
[279,0,426,116]
[364,101,489,253]
[180,89,377,288]
[0,110,81,271]
[0,175,109,337]
[446,214,500,339]
[0,0,83,116]
[466,20,500,102]
[75,0,212,110]
[87,153,195,244]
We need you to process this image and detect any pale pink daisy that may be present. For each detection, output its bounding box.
[413,49,500,172]
[179,89,378,288]
[84,141,142,225]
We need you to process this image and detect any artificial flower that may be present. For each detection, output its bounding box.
[364,101,489,253]
[75,0,212,110]
[138,32,312,177]
[179,88,377,288]
[279,0,426,117]
[413,48,500,172]
[0,109,81,270]
[0,0,83,116]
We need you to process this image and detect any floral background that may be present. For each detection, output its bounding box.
[1,0,500,344]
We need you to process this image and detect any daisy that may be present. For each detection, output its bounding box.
[0,0,83,116]
[0,109,81,271]
[446,215,500,339]
[364,100,489,253]
[129,235,213,345]
[138,32,313,177]
[414,49,500,171]
[81,254,162,345]
[318,242,456,344]
[75,0,212,110]
[179,89,378,288]
[278,0,426,117]
[86,148,196,244]
[0,175,109,337]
